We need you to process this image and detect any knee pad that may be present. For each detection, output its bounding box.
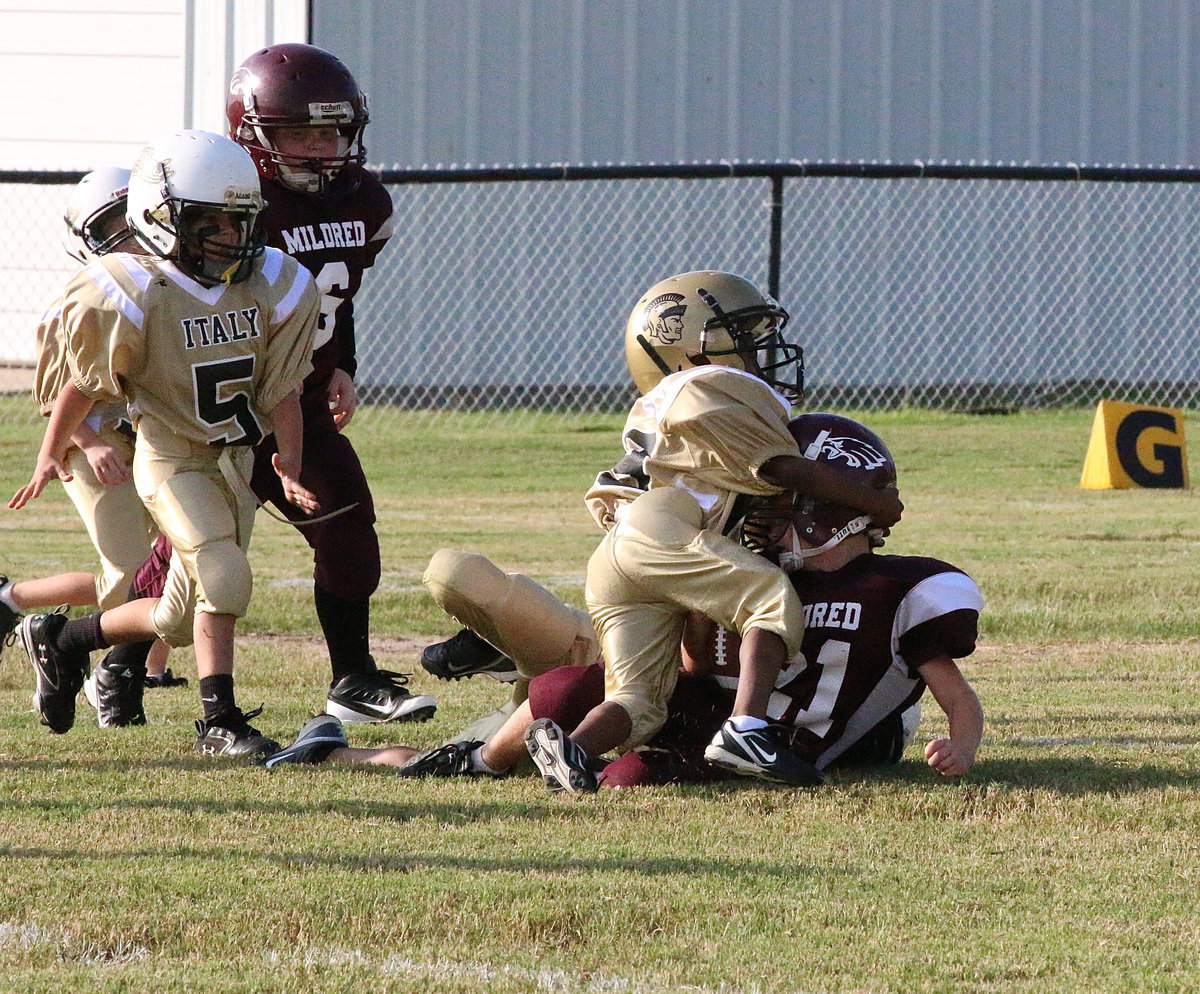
[423,550,598,679]
[193,539,253,617]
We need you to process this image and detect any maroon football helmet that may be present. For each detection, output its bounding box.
[781,413,898,566]
[735,414,897,566]
[227,43,368,196]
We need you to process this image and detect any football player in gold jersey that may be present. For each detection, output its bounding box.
[1,168,151,619]
[0,166,184,724]
[10,131,320,758]
[531,271,902,789]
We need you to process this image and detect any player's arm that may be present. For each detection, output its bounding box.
[10,380,95,508]
[916,654,983,776]
[759,453,904,529]
[267,389,320,515]
[70,422,132,487]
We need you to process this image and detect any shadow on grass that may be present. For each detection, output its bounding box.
[823,755,1199,793]
[0,838,842,880]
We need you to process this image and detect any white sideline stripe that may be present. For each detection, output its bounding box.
[0,923,825,992]
[0,921,149,964]
[261,948,812,994]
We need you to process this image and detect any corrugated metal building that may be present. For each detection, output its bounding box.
[3,0,1199,375]
[318,0,1200,169]
[3,0,1198,171]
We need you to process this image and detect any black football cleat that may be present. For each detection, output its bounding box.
[20,612,88,734]
[703,721,823,786]
[0,576,20,660]
[144,668,189,689]
[524,717,598,794]
[326,666,437,724]
[262,713,348,770]
[420,628,518,683]
[396,739,494,779]
[194,705,280,759]
[83,654,147,727]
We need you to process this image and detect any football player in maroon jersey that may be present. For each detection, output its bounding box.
[226,44,435,725]
[264,415,983,784]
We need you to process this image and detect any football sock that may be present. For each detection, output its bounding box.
[728,714,769,732]
[102,639,153,672]
[470,745,504,776]
[0,581,17,612]
[57,613,109,655]
[314,585,371,680]
[199,674,237,721]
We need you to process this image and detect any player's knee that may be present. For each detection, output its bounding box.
[314,540,380,600]
[606,692,667,752]
[149,599,195,648]
[423,549,506,610]
[194,541,252,616]
[527,664,604,732]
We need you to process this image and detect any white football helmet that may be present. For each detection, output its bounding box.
[624,270,804,399]
[127,130,265,285]
[62,166,132,263]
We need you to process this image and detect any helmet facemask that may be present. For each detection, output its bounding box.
[172,203,265,285]
[696,289,805,402]
[66,200,132,262]
[238,118,365,196]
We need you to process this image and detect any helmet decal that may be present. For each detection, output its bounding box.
[642,293,686,344]
[802,431,891,471]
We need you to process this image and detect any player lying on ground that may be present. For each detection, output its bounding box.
[263,414,983,786]
[569,271,903,787]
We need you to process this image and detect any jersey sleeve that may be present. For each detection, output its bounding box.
[32,300,69,416]
[894,569,984,673]
[584,411,657,530]
[337,175,396,379]
[256,258,320,418]
[57,265,144,404]
[662,370,798,493]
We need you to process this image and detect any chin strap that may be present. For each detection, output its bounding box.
[779,514,872,572]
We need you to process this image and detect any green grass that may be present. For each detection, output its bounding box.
[0,405,1197,993]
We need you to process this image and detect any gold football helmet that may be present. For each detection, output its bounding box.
[623,270,804,398]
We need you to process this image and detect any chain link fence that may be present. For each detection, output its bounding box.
[4,162,1200,425]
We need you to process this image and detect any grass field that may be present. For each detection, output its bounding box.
[0,405,1197,993]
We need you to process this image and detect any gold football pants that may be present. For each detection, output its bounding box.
[62,424,157,610]
[585,486,803,750]
[133,417,257,646]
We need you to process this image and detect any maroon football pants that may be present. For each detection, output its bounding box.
[250,402,379,600]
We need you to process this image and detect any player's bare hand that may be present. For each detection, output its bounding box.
[272,452,320,515]
[84,442,132,486]
[9,453,72,510]
[925,737,973,777]
[327,369,358,431]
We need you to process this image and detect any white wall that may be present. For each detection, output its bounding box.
[0,0,186,171]
[0,0,307,366]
